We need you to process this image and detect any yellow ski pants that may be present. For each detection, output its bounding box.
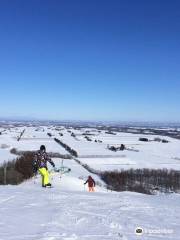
[38,168,49,186]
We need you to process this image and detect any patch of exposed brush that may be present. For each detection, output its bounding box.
[10,148,72,159]
[0,152,35,185]
[101,168,180,194]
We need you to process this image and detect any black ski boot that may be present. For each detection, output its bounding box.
[45,183,52,188]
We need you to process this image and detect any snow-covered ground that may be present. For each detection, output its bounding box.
[0,126,68,164]
[57,128,180,171]
[0,157,180,240]
[0,125,180,169]
[0,125,180,239]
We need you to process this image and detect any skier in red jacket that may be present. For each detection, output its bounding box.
[84,176,96,192]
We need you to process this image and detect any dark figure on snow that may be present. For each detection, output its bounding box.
[33,145,55,187]
[84,176,96,192]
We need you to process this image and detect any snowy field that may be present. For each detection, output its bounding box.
[0,125,180,239]
[0,125,180,169]
[0,126,68,163]
[56,128,180,171]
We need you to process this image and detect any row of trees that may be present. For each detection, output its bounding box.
[101,168,180,194]
[74,159,180,194]
[0,145,74,185]
[0,152,34,185]
[10,148,72,159]
[54,138,78,157]
[17,129,25,141]
[74,158,100,175]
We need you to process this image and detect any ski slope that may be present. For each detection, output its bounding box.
[0,157,180,240]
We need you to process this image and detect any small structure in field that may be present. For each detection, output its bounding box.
[139,137,149,142]
[108,144,126,152]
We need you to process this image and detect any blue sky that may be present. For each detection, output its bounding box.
[0,0,179,122]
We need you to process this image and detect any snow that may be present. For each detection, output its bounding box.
[0,157,180,240]
[0,125,180,169]
[78,157,136,171]
[55,129,180,171]
[0,125,180,239]
[0,149,15,164]
[0,126,68,164]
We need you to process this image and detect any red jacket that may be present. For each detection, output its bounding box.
[84,176,95,187]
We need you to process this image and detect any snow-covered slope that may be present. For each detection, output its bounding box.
[0,157,180,240]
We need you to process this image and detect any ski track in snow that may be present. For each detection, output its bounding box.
[0,196,15,204]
